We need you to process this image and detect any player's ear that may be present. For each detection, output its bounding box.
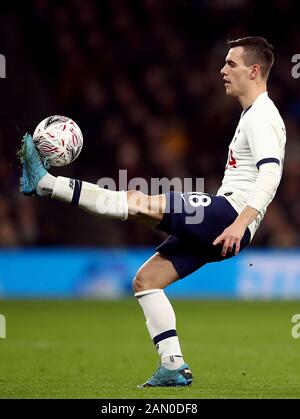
[249,64,260,79]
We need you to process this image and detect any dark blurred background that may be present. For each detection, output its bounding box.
[1,0,300,249]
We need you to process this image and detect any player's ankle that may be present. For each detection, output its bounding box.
[37,173,56,197]
[161,355,185,370]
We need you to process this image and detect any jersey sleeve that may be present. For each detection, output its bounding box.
[246,162,282,213]
[243,116,281,169]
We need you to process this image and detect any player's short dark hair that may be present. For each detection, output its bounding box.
[227,36,274,79]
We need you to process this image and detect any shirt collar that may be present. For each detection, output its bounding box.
[241,91,268,117]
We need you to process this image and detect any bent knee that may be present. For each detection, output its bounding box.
[132,272,146,293]
[132,270,156,293]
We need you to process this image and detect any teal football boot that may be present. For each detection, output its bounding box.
[18,133,48,196]
[138,363,193,388]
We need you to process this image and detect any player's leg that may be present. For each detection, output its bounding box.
[20,133,165,225]
[127,190,166,227]
[20,133,192,387]
[132,192,251,387]
[132,252,193,387]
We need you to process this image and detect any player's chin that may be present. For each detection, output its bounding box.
[224,85,237,97]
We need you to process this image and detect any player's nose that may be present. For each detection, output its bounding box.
[220,65,227,76]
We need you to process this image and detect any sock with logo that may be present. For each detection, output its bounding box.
[38,175,128,220]
[135,288,185,369]
[37,173,56,197]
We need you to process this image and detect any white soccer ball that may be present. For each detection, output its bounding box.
[33,115,83,167]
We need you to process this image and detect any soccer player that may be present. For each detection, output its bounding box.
[20,36,286,387]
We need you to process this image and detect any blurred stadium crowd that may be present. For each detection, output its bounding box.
[1,0,300,248]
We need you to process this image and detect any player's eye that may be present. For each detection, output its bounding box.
[226,60,236,68]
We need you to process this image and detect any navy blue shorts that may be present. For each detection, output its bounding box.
[155,192,251,279]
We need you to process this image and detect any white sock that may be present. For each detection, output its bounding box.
[37,173,56,197]
[50,176,128,220]
[161,355,185,370]
[135,289,184,368]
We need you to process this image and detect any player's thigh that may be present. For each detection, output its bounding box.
[157,192,243,244]
[133,252,179,292]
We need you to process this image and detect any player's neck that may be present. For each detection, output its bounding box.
[238,85,267,110]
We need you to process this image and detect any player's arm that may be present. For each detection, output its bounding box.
[214,117,283,256]
[213,205,259,256]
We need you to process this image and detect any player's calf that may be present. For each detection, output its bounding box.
[50,180,166,223]
[50,176,128,220]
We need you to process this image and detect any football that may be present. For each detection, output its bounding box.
[33,115,83,167]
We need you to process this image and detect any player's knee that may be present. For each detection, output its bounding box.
[127,190,149,217]
[132,270,153,293]
[132,273,144,293]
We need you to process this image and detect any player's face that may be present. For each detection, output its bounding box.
[220,47,252,97]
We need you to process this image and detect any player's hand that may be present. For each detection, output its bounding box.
[213,221,246,257]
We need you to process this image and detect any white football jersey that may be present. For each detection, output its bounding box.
[217,92,286,239]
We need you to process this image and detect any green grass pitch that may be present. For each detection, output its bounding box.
[0,299,300,399]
